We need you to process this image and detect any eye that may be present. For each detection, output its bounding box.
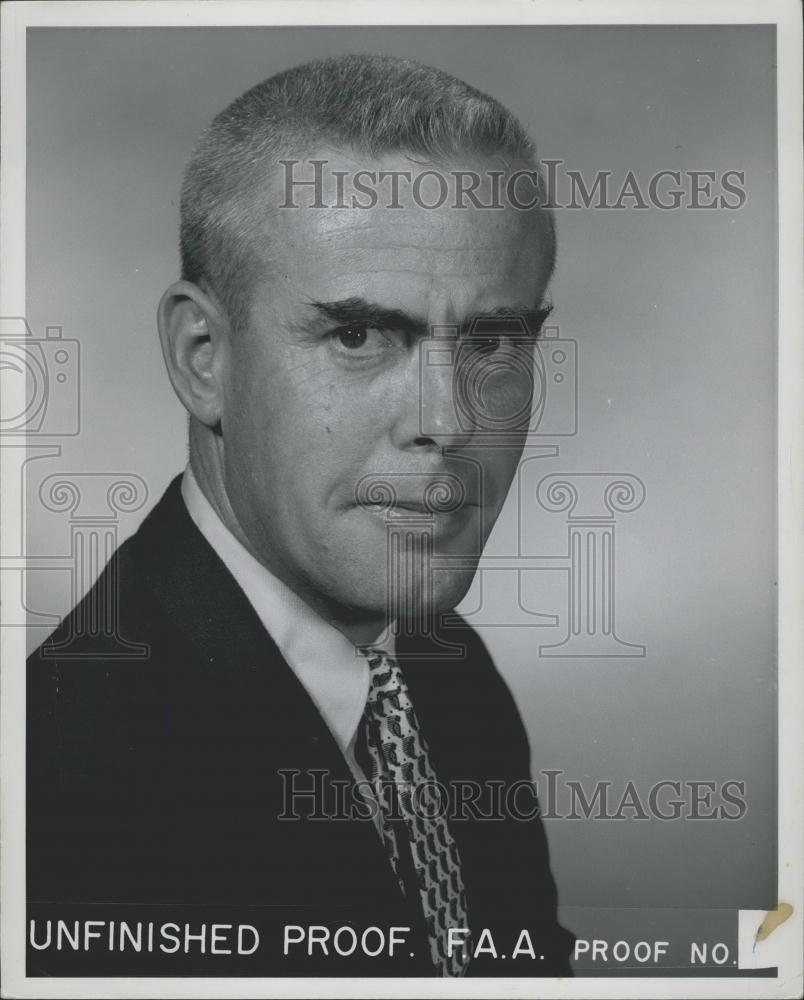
[328,324,398,362]
[333,324,370,350]
[474,334,503,355]
[467,332,523,358]
[468,318,534,357]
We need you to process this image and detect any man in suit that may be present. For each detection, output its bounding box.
[28,53,574,978]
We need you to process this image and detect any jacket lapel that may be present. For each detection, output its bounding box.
[130,477,408,905]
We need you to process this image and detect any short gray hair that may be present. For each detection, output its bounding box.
[180,53,554,331]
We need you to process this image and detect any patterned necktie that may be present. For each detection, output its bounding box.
[358,647,471,977]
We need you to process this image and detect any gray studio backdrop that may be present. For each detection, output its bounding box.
[24,26,776,916]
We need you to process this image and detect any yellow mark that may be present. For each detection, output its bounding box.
[755,903,793,943]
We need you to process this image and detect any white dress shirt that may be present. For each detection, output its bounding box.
[181,465,392,791]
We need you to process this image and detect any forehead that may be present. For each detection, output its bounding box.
[253,150,551,321]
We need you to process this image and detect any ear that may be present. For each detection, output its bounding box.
[157,280,230,428]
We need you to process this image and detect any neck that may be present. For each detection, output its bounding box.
[188,419,389,647]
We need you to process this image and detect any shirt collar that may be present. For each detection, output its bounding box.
[181,465,394,754]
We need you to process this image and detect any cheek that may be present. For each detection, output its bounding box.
[234,391,384,515]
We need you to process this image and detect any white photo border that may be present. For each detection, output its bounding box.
[1,2,801,998]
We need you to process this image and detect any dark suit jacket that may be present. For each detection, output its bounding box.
[27,475,573,977]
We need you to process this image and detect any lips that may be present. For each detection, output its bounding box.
[359,500,478,525]
[360,496,476,513]
[391,499,468,514]
[358,500,477,546]
[354,473,475,515]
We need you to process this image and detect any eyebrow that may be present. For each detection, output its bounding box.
[309,297,553,337]
[310,298,424,336]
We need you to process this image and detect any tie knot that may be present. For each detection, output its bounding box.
[360,647,406,706]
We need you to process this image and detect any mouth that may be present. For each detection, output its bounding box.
[354,473,478,517]
[357,498,479,529]
[357,495,479,514]
[374,499,470,514]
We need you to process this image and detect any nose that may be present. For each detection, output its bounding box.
[389,338,474,452]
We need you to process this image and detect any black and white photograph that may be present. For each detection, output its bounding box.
[1,1,801,996]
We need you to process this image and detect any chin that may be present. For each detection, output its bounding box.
[381,569,476,622]
[325,563,473,621]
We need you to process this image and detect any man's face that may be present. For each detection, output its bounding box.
[220,151,552,630]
